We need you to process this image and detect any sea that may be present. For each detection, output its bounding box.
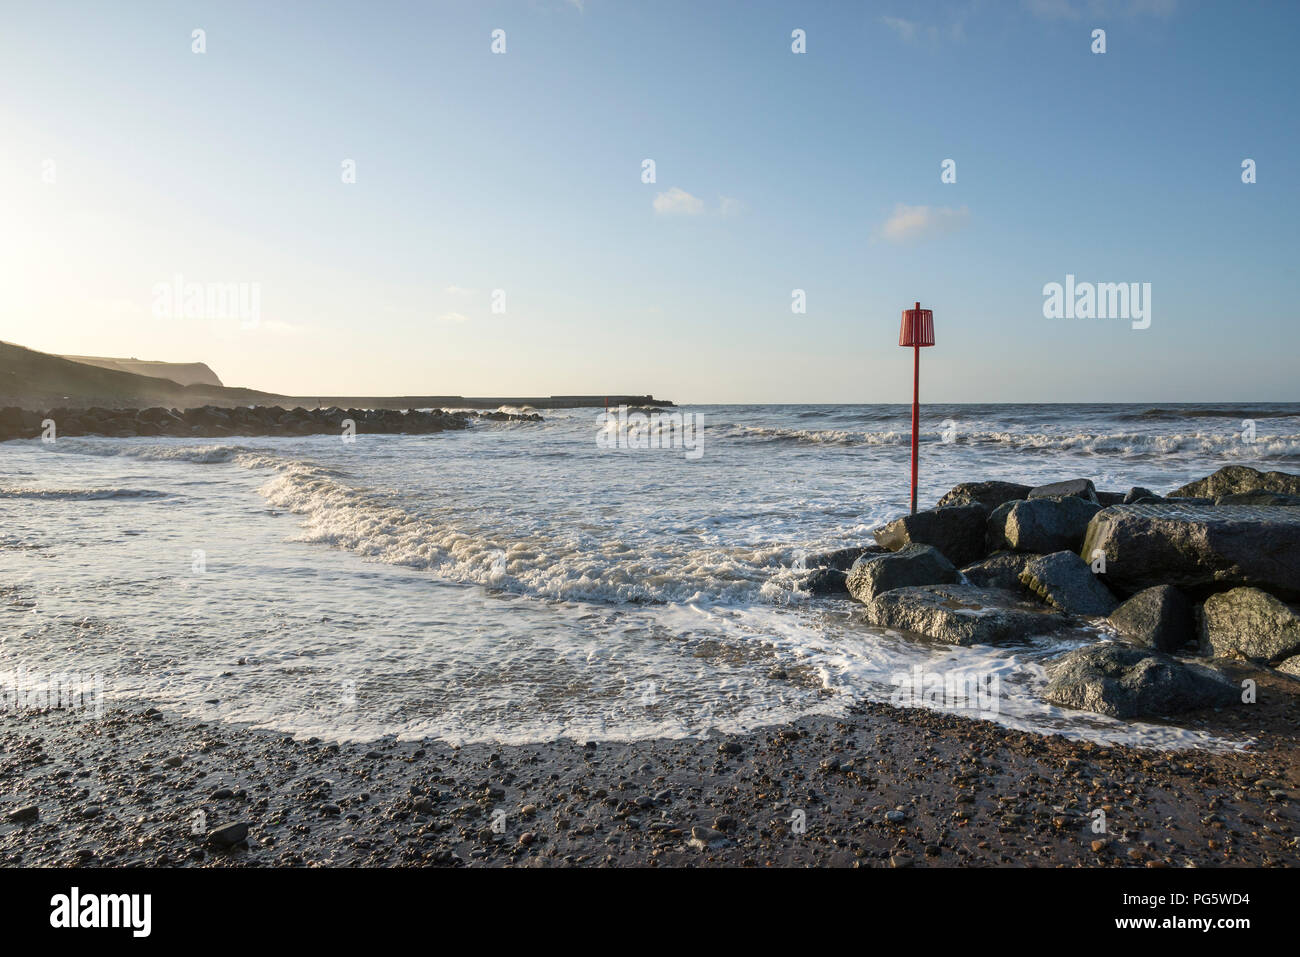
[3,402,1298,750]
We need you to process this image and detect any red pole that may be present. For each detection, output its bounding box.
[910,302,921,514]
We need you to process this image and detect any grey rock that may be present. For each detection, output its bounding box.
[1216,491,1300,507]
[1199,587,1300,663]
[1096,490,1127,507]
[935,481,1031,511]
[846,544,959,604]
[690,825,726,844]
[799,567,848,597]
[873,503,990,567]
[1123,487,1163,505]
[988,496,1101,554]
[6,805,39,823]
[1171,465,1300,499]
[1028,479,1099,505]
[961,552,1035,592]
[1044,643,1238,719]
[806,545,886,571]
[861,583,1069,646]
[206,822,250,847]
[1019,551,1118,617]
[1082,504,1300,600]
[1108,585,1194,652]
[1277,656,1300,678]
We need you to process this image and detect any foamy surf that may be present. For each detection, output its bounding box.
[3,401,1290,750]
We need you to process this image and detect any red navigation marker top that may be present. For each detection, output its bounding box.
[899,302,935,347]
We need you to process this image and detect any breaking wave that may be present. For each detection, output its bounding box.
[256,462,799,605]
[718,424,1300,459]
[0,487,171,500]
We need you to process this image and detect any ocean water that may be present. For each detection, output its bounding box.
[3,402,1298,750]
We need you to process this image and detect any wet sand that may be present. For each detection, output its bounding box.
[2,669,1297,868]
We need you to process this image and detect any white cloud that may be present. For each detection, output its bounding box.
[1022,0,1079,18]
[1023,0,1177,19]
[258,319,312,336]
[443,285,476,297]
[653,187,705,216]
[880,204,970,243]
[437,312,469,323]
[882,13,971,45]
[718,196,745,217]
[881,16,919,40]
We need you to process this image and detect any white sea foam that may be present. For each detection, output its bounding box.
[1,403,1284,750]
[721,424,1300,458]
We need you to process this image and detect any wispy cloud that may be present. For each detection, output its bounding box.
[718,196,746,217]
[437,312,470,323]
[1023,0,1178,18]
[881,12,967,43]
[880,204,970,243]
[1022,0,1080,19]
[443,285,476,297]
[881,16,920,41]
[653,187,705,216]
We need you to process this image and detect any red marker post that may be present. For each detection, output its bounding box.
[898,302,935,514]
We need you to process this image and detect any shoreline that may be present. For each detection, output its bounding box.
[0,405,543,441]
[2,673,1296,868]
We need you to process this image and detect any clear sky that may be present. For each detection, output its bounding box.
[1,0,1296,402]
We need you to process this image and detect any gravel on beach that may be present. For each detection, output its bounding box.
[2,672,1297,868]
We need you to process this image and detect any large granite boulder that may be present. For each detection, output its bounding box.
[960,552,1036,592]
[861,583,1068,646]
[1043,643,1238,719]
[1199,587,1300,663]
[936,481,1031,511]
[846,544,958,604]
[1028,478,1100,505]
[1107,585,1194,652]
[1019,551,1118,617]
[1081,503,1300,600]
[1216,491,1300,507]
[873,503,989,567]
[1123,487,1164,505]
[1171,465,1300,499]
[798,567,849,597]
[805,545,885,571]
[987,497,1101,554]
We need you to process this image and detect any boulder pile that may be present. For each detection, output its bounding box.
[793,465,1300,719]
[0,405,541,440]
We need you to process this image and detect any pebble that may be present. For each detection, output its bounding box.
[206,822,249,847]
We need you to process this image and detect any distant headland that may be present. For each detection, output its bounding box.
[0,341,672,412]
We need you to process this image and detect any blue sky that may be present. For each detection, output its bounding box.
[1,0,1296,401]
